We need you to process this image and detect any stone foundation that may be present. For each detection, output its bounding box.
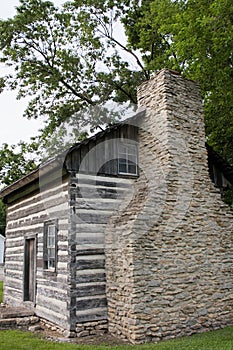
[39,318,108,338]
[0,316,39,329]
[76,320,108,337]
[0,304,39,330]
[39,318,68,336]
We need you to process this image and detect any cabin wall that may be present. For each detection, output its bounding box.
[4,175,72,330]
[105,69,233,343]
[0,235,5,265]
[69,172,134,335]
[3,69,233,343]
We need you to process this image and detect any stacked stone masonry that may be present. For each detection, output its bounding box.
[105,69,233,343]
[76,320,108,337]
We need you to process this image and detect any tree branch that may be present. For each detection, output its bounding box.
[22,37,94,105]
[99,28,150,80]
[59,77,94,105]
[93,13,150,80]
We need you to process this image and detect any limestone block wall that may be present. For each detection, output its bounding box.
[105,69,233,343]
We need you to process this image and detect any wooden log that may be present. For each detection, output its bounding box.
[75,284,106,297]
[76,296,107,311]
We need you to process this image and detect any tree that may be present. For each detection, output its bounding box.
[0,0,146,144]
[0,141,38,235]
[122,0,233,164]
[0,142,37,186]
[0,0,232,203]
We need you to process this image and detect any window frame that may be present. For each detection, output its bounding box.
[118,141,138,176]
[43,220,58,272]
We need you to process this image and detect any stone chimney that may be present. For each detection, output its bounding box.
[106,69,233,343]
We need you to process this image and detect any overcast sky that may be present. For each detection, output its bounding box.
[0,0,129,148]
[0,0,65,147]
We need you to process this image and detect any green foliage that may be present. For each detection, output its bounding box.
[0,141,38,237]
[0,0,232,200]
[0,0,146,141]
[0,330,92,350]
[0,327,233,349]
[223,187,233,209]
[0,142,38,187]
[0,0,145,188]
[122,0,233,164]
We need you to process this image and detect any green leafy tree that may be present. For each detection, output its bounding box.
[0,142,38,186]
[122,0,233,205]
[0,0,232,208]
[122,0,233,165]
[0,133,41,233]
[0,0,146,140]
[1,0,232,162]
[0,142,38,235]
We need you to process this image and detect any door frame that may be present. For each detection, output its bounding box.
[23,234,37,305]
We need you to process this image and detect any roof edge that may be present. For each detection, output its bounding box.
[0,156,66,200]
[0,108,146,200]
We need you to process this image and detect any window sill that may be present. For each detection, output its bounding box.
[118,172,139,178]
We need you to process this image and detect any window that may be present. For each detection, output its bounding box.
[118,143,138,175]
[44,221,57,271]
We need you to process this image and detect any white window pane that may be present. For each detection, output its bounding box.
[48,235,55,247]
[118,143,138,175]
[48,248,55,259]
[44,222,57,271]
[128,154,137,162]
[48,225,56,235]
[47,225,56,247]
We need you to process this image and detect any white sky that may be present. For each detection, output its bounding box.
[0,1,133,147]
[0,0,65,146]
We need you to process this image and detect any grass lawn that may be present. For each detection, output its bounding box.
[0,327,233,350]
[0,284,233,349]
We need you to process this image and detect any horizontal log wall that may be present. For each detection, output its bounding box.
[70,173,134,325]
[4,176,71,330]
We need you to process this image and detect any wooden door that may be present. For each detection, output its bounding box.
[24,238,36,303]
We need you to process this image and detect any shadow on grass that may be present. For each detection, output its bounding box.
[0,327,233,350]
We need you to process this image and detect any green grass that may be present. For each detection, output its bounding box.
[0,281,232,349]
[0,327,233,350]
[0,281,3,303]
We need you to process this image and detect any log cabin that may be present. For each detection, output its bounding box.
[1,69,233,343]
[0,234,4,265]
